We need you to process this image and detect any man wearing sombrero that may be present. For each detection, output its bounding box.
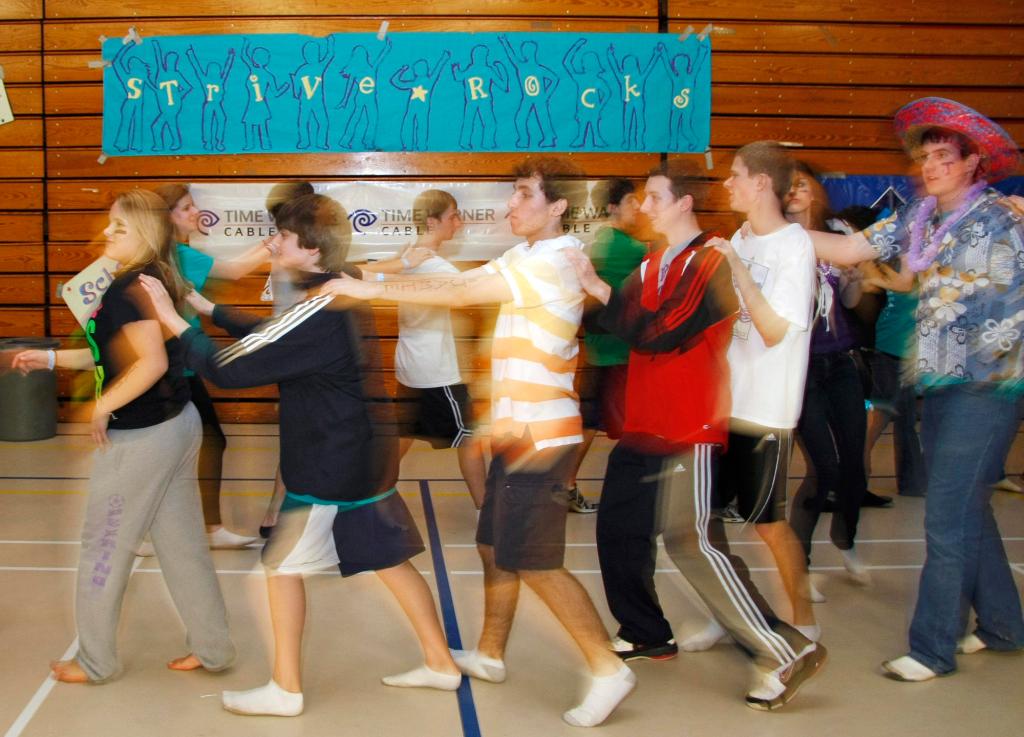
[810,97,1024,682]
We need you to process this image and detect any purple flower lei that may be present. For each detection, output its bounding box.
[907,180,988,272]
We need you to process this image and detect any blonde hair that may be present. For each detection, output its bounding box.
[412,189,457,228]
[112,189,188,304]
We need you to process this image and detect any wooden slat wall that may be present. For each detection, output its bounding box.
[0,0,1019,422]
[0,0,44,353]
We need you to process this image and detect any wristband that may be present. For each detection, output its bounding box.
[46,349,56,371]
[376,272,386,282]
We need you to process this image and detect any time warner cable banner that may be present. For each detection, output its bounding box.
[188,180,610,262]
[101,32,710,155]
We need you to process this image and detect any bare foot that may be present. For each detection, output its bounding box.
[167,654,203,671]
[50,659,90,683]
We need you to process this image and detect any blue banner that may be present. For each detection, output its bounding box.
[100,32,710,156]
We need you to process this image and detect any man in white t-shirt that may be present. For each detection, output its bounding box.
[362,189,486,508]
[322,157,635,728]
[687,141,824,710]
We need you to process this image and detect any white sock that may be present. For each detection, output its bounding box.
[841,548,872,584]
[221,680,303,717]
[795,624,821,643]
[747,671,785,700]
[381,665,461,691]
[883,655,937,682]
[562,665,636,728]
[808,581,827,603]
[450,649,506,683]
[679,619,727,652]
[208,527,258,549]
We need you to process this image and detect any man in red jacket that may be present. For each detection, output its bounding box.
[566,160,822,711]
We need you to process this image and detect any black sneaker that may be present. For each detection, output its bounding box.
[862,491,894,508]
[567,485,598,514]
[609,637,678,661]
[712,501,744,523]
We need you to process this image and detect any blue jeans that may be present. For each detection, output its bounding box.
[908,383,1024,673]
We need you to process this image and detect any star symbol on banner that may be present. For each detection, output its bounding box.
[410,86,428,102]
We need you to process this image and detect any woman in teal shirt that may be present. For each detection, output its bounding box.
[155,184,275,549]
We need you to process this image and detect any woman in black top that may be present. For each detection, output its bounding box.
[14,190,234,683]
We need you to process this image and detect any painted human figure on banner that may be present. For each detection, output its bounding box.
[336,37,392,150]
[185,45,235,152]
[149,40,192,152]
[666,41,710,151]
[498,34,560,148]
[111,40,150,153]
[390,50,451,152]
[291,36,335,150]
[606,41,667,151]
[561,39,612,148]
[240,38,289,151]
[451,45,509,150]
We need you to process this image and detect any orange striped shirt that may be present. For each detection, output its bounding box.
[484,236,585,450]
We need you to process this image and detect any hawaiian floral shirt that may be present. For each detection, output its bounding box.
[862,188,1023,393]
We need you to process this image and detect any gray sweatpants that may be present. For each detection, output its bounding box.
[75,402,235,681]
[658,444,810,671]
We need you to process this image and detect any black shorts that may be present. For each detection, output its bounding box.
[717,420,792,524]
[397,383,474,449]
[262,491,424,577]
[475,441,576,571]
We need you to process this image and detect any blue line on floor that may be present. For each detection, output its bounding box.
[419,480,482,737]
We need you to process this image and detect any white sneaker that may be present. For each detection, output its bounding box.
[956,634,988,654]
[746,643,827,711]
[993,477,1023,493]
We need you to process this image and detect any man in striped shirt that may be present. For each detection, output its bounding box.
[322,157,636,728]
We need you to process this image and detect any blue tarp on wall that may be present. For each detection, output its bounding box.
[101,32,711,156]
[822,175,1024,216]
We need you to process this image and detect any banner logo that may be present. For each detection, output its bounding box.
[196,210,220,236]
[348,208,379,233]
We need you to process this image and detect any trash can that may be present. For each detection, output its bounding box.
[0,337,61,441]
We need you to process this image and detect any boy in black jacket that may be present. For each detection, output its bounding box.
[141,193,460,717]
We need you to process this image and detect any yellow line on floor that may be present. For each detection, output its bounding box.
[0,490,83,495]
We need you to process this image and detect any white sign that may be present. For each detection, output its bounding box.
[189,180,609,262]
[61,256,120,329]
[0,78,14,126]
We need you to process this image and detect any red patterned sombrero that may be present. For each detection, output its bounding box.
[894,97,1021,183]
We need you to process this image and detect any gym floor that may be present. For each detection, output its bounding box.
[1,425,1022,737]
